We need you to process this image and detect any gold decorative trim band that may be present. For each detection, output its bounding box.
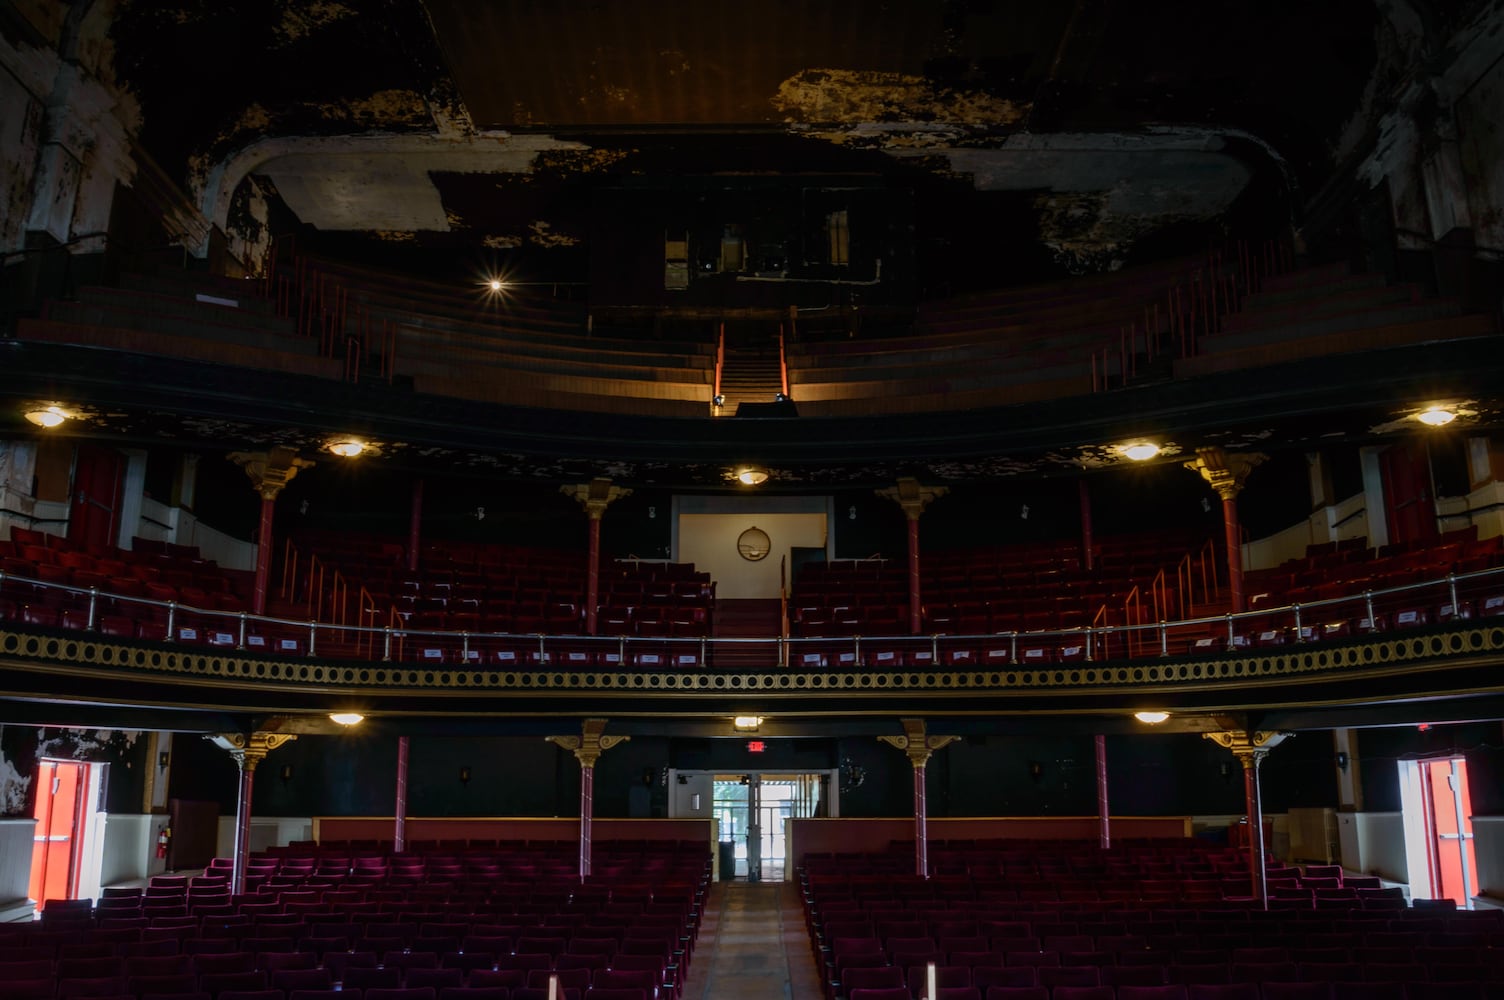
[1,624,1502,696]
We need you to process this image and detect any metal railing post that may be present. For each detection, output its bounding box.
[238,613,248,649]
[1364,591,1375,628]
[383,626,393,661]
[308,621,317,656]
[1085,627,1094,661]
[1293,604,1302,640]
[1159,621,1168,657]
[166,601,176,641]
[1226,612,1235,646]
[462,632,470,663]
[1448,574,1459,614]
[87,589,98,630]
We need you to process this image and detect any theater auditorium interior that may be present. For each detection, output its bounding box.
[3,0,1504,997]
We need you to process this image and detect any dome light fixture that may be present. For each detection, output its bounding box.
[733,715,763,731]
[1120,442,1161,462]
[328,712,364,726]
[488,278,504,292]
[736,465,769,486]
[327,440,365,458]
[1416,406,1457,427]
[1133,710,1170,725]
[24,405,68,428]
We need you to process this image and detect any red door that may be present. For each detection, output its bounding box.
[70,445,124,550]
[1422,757,1478,906]
[1380,441,1438,546]
[28,760,87,908]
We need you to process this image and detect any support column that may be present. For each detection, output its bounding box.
[1186,448,1265,613]
[546,719,629,880]
[394,736,410,853]
[407,480,425,573]
[1079,479,1095,571]
[876,479,949,634]
[229,448,314,615]
[878,718,959,878]
[209,732,297,895]
[562,479,633,635]
[1095,734,1110,850]
[1205,729,1288,906]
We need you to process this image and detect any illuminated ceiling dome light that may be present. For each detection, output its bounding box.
[736,465,769,486]
[327,440,365,458]
[1416,407,1457,427]
[329,712,364,726]
[488,278,504,292]
[1120,442,1161,461]
[1134,710,1171,724]
[24,405,68,428]
[733,716,762,731]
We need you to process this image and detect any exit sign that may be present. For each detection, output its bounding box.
[747,740,766,753]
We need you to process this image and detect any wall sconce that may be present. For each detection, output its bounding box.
[1335,751,1350,772]
[459,766,472,786]
[157,752,170,772]
[280,764,293,784]
[733,716,762,732]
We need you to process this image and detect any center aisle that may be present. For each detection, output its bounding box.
[681,880,824,999]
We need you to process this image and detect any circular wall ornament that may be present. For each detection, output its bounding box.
[736,526,771,561]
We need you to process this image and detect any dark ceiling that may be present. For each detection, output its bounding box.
[103,0,1411,283]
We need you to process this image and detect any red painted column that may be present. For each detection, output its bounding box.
[1095,734,1110,850]
[1244,752,1268,907]
[913,760,928,878]
[1223,495,1245,613]
[580,763,594,880]
[252,494,275,616]
[907,516,922,634]
[406,480,424,573]
[1079,479,1095,571]
[232,759,256,896]
[586,515,602,635]
[394,736,410,853]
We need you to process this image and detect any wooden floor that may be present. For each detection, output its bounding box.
[681,880,823,999]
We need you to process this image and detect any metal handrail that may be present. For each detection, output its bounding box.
[1,563,1500,667]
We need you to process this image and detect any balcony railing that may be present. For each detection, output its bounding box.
[1,564,1501,672]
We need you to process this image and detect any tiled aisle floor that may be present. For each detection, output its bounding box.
[681,880,823,999]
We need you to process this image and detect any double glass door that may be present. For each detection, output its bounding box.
[711,773,826,881]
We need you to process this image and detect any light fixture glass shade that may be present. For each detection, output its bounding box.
[733,715,762,730]
[1416,407,1456,426]
[1133,710,1170,724]
[736,466,769,486]
[329,712,364,726]
[1121,442,1161,461]
[327,440,365,458]
[24,406,68,428]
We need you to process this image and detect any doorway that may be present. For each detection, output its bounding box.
[28,760,105,909]
[1399,755,1478,907]
[671,769,835,882]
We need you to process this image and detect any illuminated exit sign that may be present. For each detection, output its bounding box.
[746,740,766,753]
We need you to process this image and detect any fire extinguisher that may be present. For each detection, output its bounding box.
[156,826,170,860]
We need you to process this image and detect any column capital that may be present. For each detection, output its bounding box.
[878,718,960,769]
[1204,729,1289,767]
[547,718,629,769]
[228,447,314,501]
[208,731,297,772]
[561,478,632,520]
[1185,447,1266,502]
[876,477,949,521]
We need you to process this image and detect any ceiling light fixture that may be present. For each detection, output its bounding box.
[1133,710,1170,725]
[488,278,504,292]
[1120,442,1161,462]
[736,465,769,486]
[327,440,365,458]
[24,405,68,428]
[733,716,763,731]
[329,712,364,726]
[1416,407,1457,427]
